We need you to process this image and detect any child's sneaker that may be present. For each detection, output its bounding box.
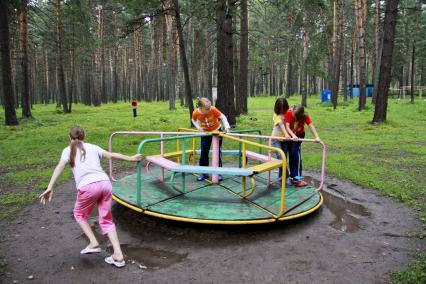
[218,174,223,181]
[292,176,308,187]
[197,174,208,181]
[105,255,125,268]
[286,178,293,186]
[294,180,308,187]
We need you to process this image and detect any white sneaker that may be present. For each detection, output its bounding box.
[80,246,102,254]
[105,255,126,268]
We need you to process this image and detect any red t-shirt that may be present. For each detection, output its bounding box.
[131,100,137,108]
[192,106,222,132]
[284,109,312,135]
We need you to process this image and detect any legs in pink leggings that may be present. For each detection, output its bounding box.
[73,180,124,262]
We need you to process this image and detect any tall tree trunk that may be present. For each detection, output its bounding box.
[372,0,399,123]
[99,3,107,103]
[165,0,176,110]
[372,0,381,104]
[172,0,194,124]
[301,13,309,107]
[19,0,32,118]
[204,5,213,102]
[342,43,348,101]
[355,0,367,110]
[112,14,118,103]
[350,31,354,99]
[43,48,49,104]
[55,0,69,113]
[0,0,19,125]
[216,0,236,126]
[236,0,248,114]
[233,16,239,106]
[285,48,293,98]
[69,48,75,112]
[410,0,421,104]
[331,0,344,109]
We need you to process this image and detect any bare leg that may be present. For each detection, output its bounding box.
[107,230,124,261]
[79,221,99,248]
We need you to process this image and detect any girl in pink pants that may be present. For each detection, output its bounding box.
[39,126,142,268]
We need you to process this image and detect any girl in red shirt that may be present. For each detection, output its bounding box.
[285,105,320,186]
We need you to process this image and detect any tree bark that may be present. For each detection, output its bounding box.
[19,0,32,118]
[371,0,381,104]
[55,0,69,112]
[69,48,75,112]
[350,31,354,99]
[99,3,107,103]
[285,48,293,98]
[355,0,367,110]
[331,0,344,109]
[410,0,421,104]
[112,13,118,103]
[165,0,176,110]
[204,2,213,102]
[0,0,19,125]
[216,0,236,126]
[172,0,194,124]
[236,0,248,114]
[301,13,309,107]
[372,0,399,123]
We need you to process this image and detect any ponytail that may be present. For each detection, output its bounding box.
[69,139,86,168]
[69,126,86,168]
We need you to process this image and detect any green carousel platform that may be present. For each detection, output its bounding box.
[109,130,325,225]
[112,168,323,224]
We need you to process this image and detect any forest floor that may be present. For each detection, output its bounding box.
[0,170,424,283]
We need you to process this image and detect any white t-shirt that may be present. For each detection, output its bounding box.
[60,142,110,189]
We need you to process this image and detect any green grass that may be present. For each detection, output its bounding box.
[0,192,39,221]
[0,96,425,279]
[390,253,426,284]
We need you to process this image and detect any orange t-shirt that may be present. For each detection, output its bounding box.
[192,106,222,132]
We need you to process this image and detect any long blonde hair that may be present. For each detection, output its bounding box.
[69,126,86,168]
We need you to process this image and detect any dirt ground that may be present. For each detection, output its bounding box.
[0,171,424,284]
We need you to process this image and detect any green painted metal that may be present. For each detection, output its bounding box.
[148,185,274,220]
[112,167,321,222]
[136,133,210,207]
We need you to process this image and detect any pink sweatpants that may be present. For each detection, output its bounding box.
[73,180,116,235]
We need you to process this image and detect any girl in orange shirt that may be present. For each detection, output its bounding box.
[191,98,230,181]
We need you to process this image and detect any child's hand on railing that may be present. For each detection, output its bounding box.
[131,154,143,161]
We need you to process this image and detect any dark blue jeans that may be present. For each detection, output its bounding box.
[199,136,223,167]
[272,139,289,178]
[288,133,305,179]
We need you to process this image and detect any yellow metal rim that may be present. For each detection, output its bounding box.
[112,192,323,225]
[278,193,324,221]
[112,195,143,212]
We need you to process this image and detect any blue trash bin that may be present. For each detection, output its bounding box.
[366,84,374,97]
[321,89,331,102]
[352,85,360,97]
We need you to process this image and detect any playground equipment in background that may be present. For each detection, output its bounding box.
[108,129,326,224]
